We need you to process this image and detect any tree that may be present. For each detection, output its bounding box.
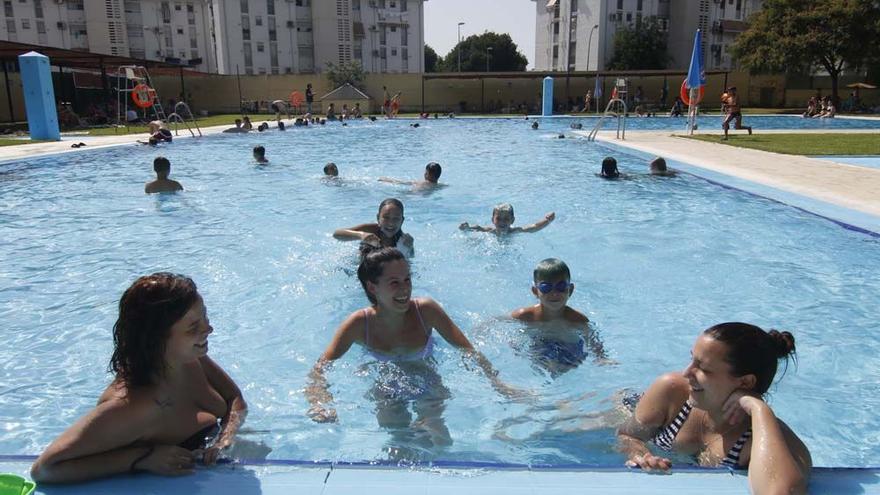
[424,44,440,73]
[732,0,880,101]
[439,32,528,72]
[325,61,366,90]
[607,17,668,70]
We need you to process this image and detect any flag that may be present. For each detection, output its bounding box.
[686,29,705,90]
[594,76,603,99]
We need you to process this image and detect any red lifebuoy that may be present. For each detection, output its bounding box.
[290,91,304,107]
[680,79,705,105]
[131,84,156,109]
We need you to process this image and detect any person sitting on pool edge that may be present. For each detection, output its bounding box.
[649,157,676,176]
[598,157,621,179]
[511,258,608,376]
[253,145,268,164]
[145,157,184,194]
[30,273,247,483]
[617,322,810,493]
[379,162,442,190]
[334,198,414,258]
[323,162,339,177]
[459,203,555,235]
[223,118,248,133]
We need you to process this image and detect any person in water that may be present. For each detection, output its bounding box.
[333,198,414,257]
[323,162,339,177]
[379,162,442,190]
[649,157,675,176]
[459,203,555,234]
[30,273,247,483]
[599,156,621,179]
[253,145,268,164]
[617,322,811,493]
[306,248,523,441]
[145,157,183,194]
[511,258,608,376]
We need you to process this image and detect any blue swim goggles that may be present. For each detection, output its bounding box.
[536,281,571,294]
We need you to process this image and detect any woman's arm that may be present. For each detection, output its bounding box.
[519,212,555,233]
[333,223,377,241]
[199,357,248,464]
[616,372,686,471]
[305,312,361,423]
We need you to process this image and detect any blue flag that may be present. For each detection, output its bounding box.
[686,29,705,90]
[594,77,603,99]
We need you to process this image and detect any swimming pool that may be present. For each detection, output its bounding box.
[1,117,879,471]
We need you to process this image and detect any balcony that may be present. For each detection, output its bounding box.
[377,9,407,25]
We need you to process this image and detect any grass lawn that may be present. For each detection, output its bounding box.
[86,114,243,135]
[684,133,880,155]
[0,139,51,147]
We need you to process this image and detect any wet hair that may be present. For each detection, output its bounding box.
[109,273,199,389]
[324,162,338,176]
[253,145,266,157]
[650,157,667,173]
[234,118,242,125]
[703,322,796,395]
[153,156,171,174]
[493,203,514,219]
[278,121,286,131]
[601,157,619,178]
[533,258,571,283]
[357,247,407,304]
[425,162,442,181]
[531,121,539,129]
[377,198,404,218]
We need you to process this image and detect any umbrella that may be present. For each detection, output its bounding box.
[685,29,705,134]
[846,82,877,89]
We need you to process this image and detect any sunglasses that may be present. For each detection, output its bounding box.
[536,281,571,294]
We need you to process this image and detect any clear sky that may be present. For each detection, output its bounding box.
[424,0,537,69]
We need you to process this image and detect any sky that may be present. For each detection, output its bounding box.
[423,0,537,69]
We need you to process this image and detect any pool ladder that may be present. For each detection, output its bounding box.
[167,102,202,138]
[587,98,628,141]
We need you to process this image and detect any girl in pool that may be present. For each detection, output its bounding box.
[334,198,415,257]
[617,322,811,494]
[306,248,522,446]
[31,273,247,483]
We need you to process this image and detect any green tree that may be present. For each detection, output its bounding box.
[607,17,668,70]
[325,61,366,90]
[439,32,528,72]
[424,44,440,73]
[732,0,880,101]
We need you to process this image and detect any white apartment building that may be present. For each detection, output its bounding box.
[533,0,762,72]
[0,0,217,72]
[212,0,426,76]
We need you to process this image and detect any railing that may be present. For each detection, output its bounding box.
[167,101,202,137]
[587,98,627,141]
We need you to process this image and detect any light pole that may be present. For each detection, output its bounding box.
[457,22,465,72]
[586,24,598,112]
[486,46,493,72]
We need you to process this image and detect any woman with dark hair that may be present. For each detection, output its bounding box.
[617,322,811,494]
[306,248,520,446]
[599,157,621,179]
[333,198,415,257]
[31,273,246,483]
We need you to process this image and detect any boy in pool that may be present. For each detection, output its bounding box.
[511,258,608,376]
[145,157,183,194]
[253,145,268,164]
[323,162,339,177]
[379,162,442,190]
[649,156,676,176]
[459,203,555,234]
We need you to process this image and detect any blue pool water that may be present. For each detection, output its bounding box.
[1,118,879,469]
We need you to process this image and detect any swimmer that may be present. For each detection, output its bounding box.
[253,145,268,164]
[617,323,811,493]
[323,162,339,177]
[306,248,524,426]
[278,121,286,131]
[30,273,247,483]
[334,198,415,257]
[649,156,676,176]
[222,118,249,133]
[598,156,621,179]
[511,258,608,376]
[531,121,539,130]
[144,157,184,194]
[138,127,173,146]
[557,134,565,139]
[379,162,442,190]
[459,203,555,235]
[242,116,253,130]
[257,122,269,132]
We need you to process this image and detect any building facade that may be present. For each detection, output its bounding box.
[533,0,762,72]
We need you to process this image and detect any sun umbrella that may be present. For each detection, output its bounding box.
[685,29,705,134]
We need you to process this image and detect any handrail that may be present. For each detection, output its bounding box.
[173,101,202,136]
[587,98,628,141]
[166,113,195,137]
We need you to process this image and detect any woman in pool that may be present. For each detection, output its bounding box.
[617,322,810,494]
[334,198,414,257]
[31,273,247,483]
[306,248,521,444]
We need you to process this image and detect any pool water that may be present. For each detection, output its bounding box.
[1,117,879,468]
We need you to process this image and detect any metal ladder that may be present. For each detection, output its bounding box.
[587,77,629,141]
[167,101,202,137]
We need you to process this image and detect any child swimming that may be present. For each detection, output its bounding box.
[379,162,443,190]
[334,198,414,257]
[144,157,184,194]
[253,145,268,164]
[459,203,555,234]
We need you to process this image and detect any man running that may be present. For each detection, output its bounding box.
[720,87,752,140]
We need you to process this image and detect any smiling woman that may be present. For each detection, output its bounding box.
[29,273,247,484]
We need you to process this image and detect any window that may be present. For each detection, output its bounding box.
[5,18,15,33]
[255,16,262,26]
[553,22,559,34]
[637,0,642,10]
[241,14,250,39]
[33,0,42,18]
[568,41,576,67]
[189,26,197,47]
[36,19,44,32]
[21,18,29,29]
[352,0,360,10]
[176,27,183,34]
[389,0,395,7]
[243,41,252,66]
[268,17,275,40]
[163,25,172,46]
[161,2,171,23]
[191,49,199,59]
[4,0,13,15]
[186,3,193,12]
[256,41,264,52]
[391,48,397,56]
[390,25,395,32]
[626,12,631,21]
[174,3,181,10]
[401,26,407,45]
[379,27,386,44]
[240,0,248,14]
[380,47,386,59]
[617,0,623,9]
[400,0,406,11]
[266,0,274,15]
[270,42,278,65]
[570,0,577,12]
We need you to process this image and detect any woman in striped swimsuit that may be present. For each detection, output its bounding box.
[617,322,811,494]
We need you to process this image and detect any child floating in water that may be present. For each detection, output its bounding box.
[379,162,442,190]
[144,157,183,194]
[459,203,555,234]
[253,145,268,164]
[511,258,608,376]
[334,198,414,257]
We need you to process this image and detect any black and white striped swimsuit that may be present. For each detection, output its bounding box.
[651,400,752,469]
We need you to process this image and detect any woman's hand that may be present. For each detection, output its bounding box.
[138,445,198,476]
[625,452,672,472]
[722,389,767,426]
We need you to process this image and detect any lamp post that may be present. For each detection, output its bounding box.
[486,46,493,72]
[586,24,598,113]
[457,22,465,72]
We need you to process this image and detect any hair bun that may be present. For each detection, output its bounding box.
[768,329,796,357]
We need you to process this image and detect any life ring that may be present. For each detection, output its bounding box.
[680,80,705,106]
[290,91,304,107]
[131,84,156,109]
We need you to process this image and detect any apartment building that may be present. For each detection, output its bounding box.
[214,0,426,76]
[533,0,762,72]
[0,0,217,72]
